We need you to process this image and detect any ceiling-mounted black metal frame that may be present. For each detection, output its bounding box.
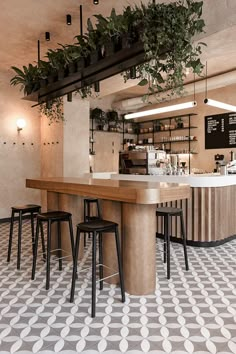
[31,41,146,104]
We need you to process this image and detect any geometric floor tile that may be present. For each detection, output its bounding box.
[0,219,236,353]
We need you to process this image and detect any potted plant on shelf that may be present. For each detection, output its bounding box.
[106,110,121,132]
[46,48,67,81]
[10,64,40,95]
[90,108,107,130]
[175,117,184,129]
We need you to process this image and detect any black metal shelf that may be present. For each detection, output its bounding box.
[156,139,198,144]
[138,126,198,134]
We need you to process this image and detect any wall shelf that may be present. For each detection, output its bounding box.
[123,113,198,173]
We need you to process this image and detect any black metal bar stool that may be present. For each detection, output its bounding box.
[70,219,125,318]
[7,204,45,270]
[156,207,189,279]
[83,198,102,247]
[31,211,74,290]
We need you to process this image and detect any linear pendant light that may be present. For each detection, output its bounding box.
[124,101,197,119]
[204,98,236,112]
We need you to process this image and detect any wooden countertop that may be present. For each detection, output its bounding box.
[26,177,190,204]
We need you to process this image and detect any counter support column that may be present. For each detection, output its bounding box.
[122,203,156,295]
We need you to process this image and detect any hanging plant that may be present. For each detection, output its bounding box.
[39,97,64,125]
[75,85,93,99]
[122,0,206,102]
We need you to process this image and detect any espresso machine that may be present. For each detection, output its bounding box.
[214,154,225,172]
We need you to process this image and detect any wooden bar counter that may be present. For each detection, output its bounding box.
[26,176,190,295]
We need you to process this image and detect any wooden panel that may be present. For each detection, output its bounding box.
[165,185,236,244]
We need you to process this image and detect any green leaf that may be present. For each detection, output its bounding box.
[138,78,148,86]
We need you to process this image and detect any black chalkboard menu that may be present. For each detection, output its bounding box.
[205,112,236,149]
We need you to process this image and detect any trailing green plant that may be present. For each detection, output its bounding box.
[76,85,93,99]
[39,97,64,124]
[122,0,206,101]
[10,64,40,95]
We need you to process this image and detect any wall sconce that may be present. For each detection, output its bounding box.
[17,118,26,132]
[45,32,50,41]
[93,0,99,4]
[66,14,72,25]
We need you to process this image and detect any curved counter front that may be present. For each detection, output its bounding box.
[110,173,236,246]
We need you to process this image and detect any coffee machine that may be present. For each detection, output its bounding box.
[214,154,225,172]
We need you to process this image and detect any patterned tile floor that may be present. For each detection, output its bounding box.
[0,220,236,353]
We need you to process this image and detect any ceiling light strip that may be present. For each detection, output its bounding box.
[124,101,197,119]
[204,98,236,112]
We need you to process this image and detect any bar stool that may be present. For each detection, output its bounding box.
[31,211,74,290]
[83,198,102,247]
[156,207,189,279]
[70,219,125,318]
[7,204,45,270]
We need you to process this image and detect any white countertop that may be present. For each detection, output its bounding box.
[87,172,236,187]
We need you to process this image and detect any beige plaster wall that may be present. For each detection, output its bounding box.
[63,96,90,176]
[40,94,90,210]
[0,76,41,218]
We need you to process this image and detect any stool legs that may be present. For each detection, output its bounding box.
[180,211,189,271]
[7,210,15,264]
[32,217,74,290]
[161,211,189,279]
[57,222,62,271]
[46,220,51,290]
[17,211,23,270]
[91,231,97,318]
[114,226,125,303]
[68,216,74,256]
[31,220,40,281]
[164,215,171,280]
[30,212,35,256]
[98,233,103,291]
[70,224,125,318]
[70,227,81,303]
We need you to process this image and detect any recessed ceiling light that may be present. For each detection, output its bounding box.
[45,32,50,41]
[66,14,72,25]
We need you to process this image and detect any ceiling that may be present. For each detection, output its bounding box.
[1,0,236,103]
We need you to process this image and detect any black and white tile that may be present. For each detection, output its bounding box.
[0,219,236,353]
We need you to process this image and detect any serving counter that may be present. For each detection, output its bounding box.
[110,173,236,245]
[26,176,190,295]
